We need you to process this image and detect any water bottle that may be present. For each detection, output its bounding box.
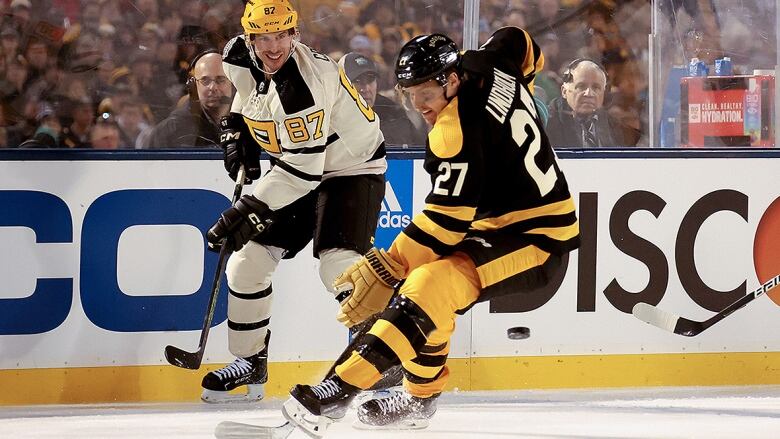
[714,57,733,76]
[688,58,709,77]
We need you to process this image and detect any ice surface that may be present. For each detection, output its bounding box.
[2,386,780,438]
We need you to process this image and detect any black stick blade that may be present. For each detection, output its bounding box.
[165,345,203,369]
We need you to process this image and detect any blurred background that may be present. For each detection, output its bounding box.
[0,0,776,149]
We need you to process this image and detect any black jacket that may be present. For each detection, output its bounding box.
[373,94,426,147]
[19,130,59,148]
[147,101,220,148]
[546,97,639,147]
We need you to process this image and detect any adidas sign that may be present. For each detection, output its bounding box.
[378,181,411,229]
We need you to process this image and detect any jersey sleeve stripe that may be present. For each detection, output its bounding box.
[532,41,544,75]
[423,208,473,232]
[471,197,576,230]
[424,203,477,222]
[520,29,539,79]
[281,143,327,154]
[279,132,340,154]
[525,221,580,241]
[325,132,340,145]
[273,159,322,182]
[403,222,452,256]
[413,213,466,246]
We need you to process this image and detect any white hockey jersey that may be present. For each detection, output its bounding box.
[222,36,386,211]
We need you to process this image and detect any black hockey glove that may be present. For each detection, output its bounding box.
[220,113,262,182]
[207,194,274,252]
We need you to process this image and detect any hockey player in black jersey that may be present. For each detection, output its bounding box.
[280,28,580,436]
[201,0,387,402]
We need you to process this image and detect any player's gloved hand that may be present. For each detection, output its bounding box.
[334,248,405,327]
[220,113,262,182]
[207,194,273,253]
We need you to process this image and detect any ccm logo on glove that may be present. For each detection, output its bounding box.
[207,194,274,252]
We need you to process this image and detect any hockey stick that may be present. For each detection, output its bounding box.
[633,273,780,337]
[165,166,246,369]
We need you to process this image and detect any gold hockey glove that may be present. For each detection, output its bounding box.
[335,248,404,327]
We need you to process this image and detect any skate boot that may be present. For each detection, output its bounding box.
[282,375,359,437]
[201,350,267,403]
[355,390,439,430]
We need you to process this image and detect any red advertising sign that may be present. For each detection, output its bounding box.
[680,75,774,147]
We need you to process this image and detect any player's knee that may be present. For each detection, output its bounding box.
[318,248,361,294]
[401,257,474,310]
[226,242,283,293]
[399,264,439,304]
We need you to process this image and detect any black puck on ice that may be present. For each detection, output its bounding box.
[507,326,530,340]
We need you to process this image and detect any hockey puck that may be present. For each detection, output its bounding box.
[507,326,530,340]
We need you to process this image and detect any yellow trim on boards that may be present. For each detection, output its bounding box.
[2,352,780,405]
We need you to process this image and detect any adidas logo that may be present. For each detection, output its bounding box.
[378,182,411,228]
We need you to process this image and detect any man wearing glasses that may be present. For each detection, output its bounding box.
[146,50,233,148]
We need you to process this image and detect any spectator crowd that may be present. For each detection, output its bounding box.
[0,0,775,149]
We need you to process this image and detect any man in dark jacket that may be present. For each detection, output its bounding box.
[146,50,232,148]
[546,59,639,147]
[339,52,426,147]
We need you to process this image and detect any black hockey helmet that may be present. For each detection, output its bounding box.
[395,34,460,88]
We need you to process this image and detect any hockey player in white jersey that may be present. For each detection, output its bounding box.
[200,0,387,402]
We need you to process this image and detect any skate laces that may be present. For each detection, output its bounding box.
[311,379,342,399]
[376,391,415,414]
[213,357,253,379]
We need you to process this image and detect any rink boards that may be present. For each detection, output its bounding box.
[1,150,780,404]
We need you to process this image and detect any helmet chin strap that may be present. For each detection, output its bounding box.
[442,81,458,104]
[437,72,456,103]
[245,35,298,76]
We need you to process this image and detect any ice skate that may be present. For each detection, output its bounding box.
[352,365,404,407]
[354,390,439,430]
[201,350,267,403]
[281,375,359,438]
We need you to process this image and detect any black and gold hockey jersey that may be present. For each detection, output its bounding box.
[222,36,386,211]
[388,27,580,295]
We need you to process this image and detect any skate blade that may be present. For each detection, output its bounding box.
[202,384,265,403]
[352,417,430,430]
[214,420,295,439]
[281,398,335,438]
